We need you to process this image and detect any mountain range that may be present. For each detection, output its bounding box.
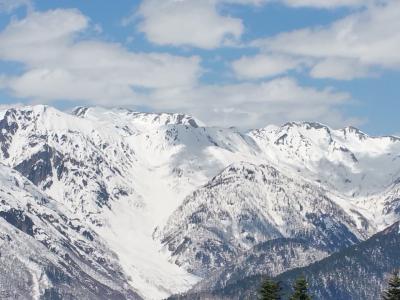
[0,105,399,299]
[174,221,400,300]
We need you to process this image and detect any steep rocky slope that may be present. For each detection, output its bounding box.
[157,162,370,276]
[0,163,140,299]
[176,222,400,300]
[188,238,328,294]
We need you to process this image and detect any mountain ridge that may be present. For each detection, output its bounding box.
[173,221,400,300]
[0,104,399,299]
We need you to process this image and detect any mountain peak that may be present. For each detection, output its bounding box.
[341,126,368,139]
[215,162,278,180]
[72,106,204,128]
[283,121,329,131]
[72,106,90,117]
[0,105,68,122]
[131,111,203,128]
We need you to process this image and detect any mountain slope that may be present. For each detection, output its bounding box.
[178,222,400,300]
[275,222,400,300]
[0,105,142,223]
[0,105,202,299]
[157,162,370,276]
[188,238,328,294]
[0,163,140,299]
[250,122,400,198]
[0,105,399,299]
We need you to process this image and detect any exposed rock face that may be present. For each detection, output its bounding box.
[0,164,140,300]
[158,162,367,276]
[188,238,328,294]
[175,222,400,300]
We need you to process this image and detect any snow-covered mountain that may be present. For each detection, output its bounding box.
[187,238,328,295]
[157,162,369,276]
[0,105,202,299]
[181,221,400,300]
[0,105,399,299]
[0,163,139,299]
[250,122,400,228]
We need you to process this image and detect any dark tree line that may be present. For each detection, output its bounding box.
[259,269,400,300]
[259,276,311,300]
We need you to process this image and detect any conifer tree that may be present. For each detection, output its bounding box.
[259,277,282,300]
[383,270,400,300]
[290,276,311,300]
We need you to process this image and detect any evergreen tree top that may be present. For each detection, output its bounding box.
[290,276,312,300]
[383,270,400,300]
[259,277,282,300]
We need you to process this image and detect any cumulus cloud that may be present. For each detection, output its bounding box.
[310,58,372,80]
[248,1,400,80]
[134,0,279,49]
[0,9,201,103]
[136,0,246,49]
[223,0,267,5]
[280,0,368,8]
[143,77,356,128]
[0,7,359,129]
[232,54,305,79]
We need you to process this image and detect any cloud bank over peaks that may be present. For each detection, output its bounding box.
[0,4,365,129]
[144,77,358,129]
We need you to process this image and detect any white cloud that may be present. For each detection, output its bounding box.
[257,1,400,68]
[143,77,355,128]
[0,9,202,103]
[133,0,375,51]
[232,54,304,79]
[281,0,368,8]
[0,102,25,110]
[0,0,33,13]
[0,8,359,129]
[224,0,267,5]
[137,0,245,49]
[310,57,372,80]
[0,9,88,65]
[250,1,400,80]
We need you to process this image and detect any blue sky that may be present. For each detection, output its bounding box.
[0,0,399,135]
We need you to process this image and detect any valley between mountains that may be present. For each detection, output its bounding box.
[0,105,399,299]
